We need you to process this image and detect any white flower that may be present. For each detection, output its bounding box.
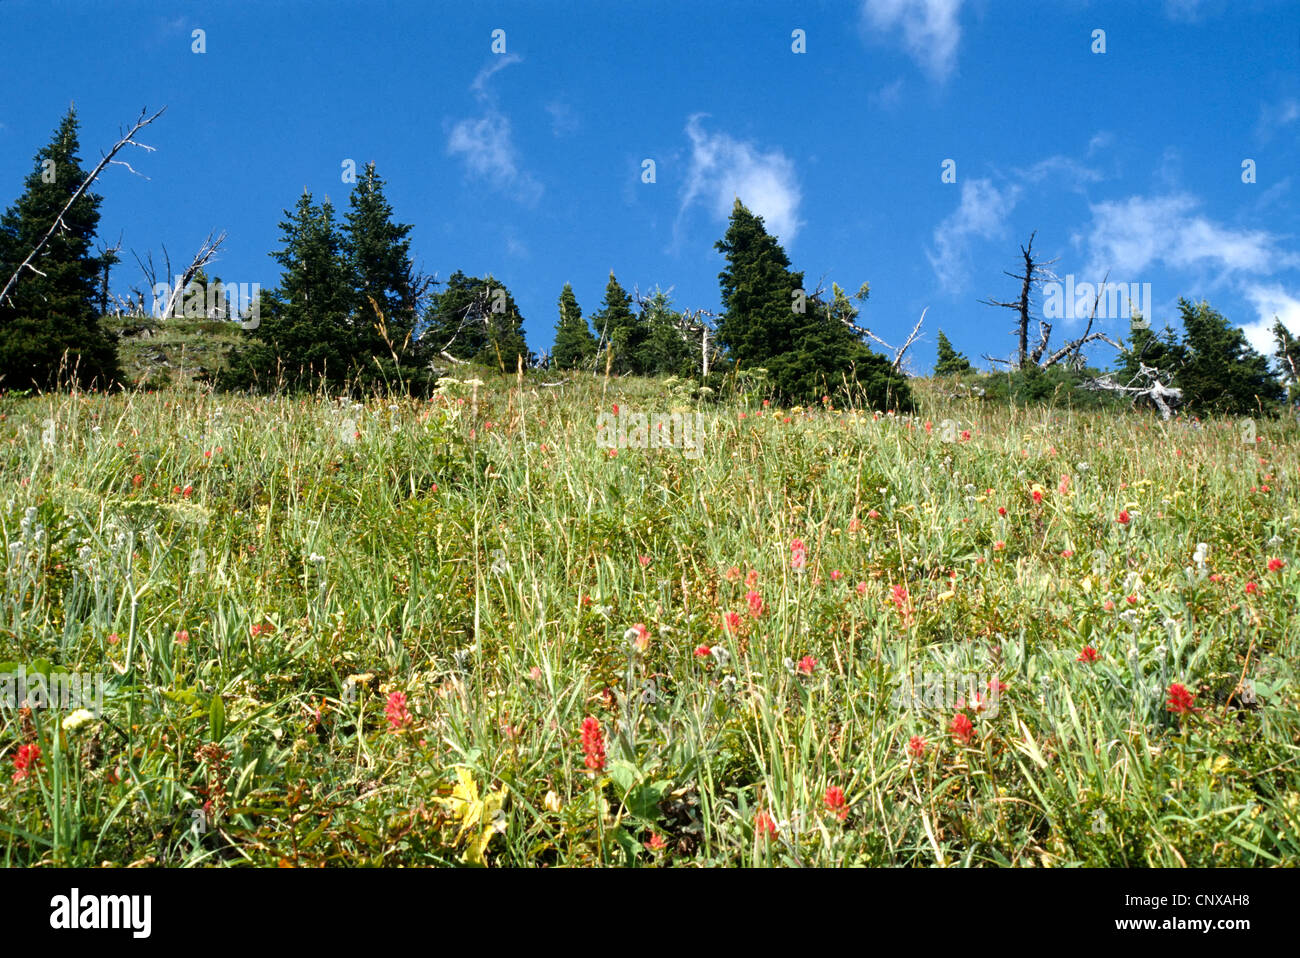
[62,709,97,732]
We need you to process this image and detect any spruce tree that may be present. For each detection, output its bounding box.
[425,271,531,370]
[637,287,697,378]
[342,162,415,343]
[591,271,645,375]
[934,330,972,375]
[550,282,595,369]
[221,190,353,389]
[1175,299,1282,415]
[0,106,121,389]
[715,202,910,409]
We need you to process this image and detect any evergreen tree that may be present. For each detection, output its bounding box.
[424,271,531,370]
[715,202,910,409]
[1117,316,1184,385]
[550,282,595,369]
[1175,299,1283,415]
[934,330,972,375]
[342,162,415,344]
[0,106,121,389]
[220,190,353,389]
[591,271,645,374]
[637,287,697,378]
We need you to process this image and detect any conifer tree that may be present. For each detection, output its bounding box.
[425,271,531,370]
[715,199,911,409]
[1175,299,1282,414]
[591,271,645,375]
[343,162,415,341]
[550,282,595,369]
[0,106,121,389]
[934,330,972,375]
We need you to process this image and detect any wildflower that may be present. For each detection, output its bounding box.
[11,744,40,782]
[960,430,971,441]
[694,645,712,658]
[950,712,975,745]
[1245,581,1259,595]
[1165,683,1199,714]
[855,581,868,596]
[997,506,1007,517]
[848,518,861,533]
[867,509,880,519]
[725,566,742,582]
[626,623,651,653]
[723,611,741,634]
[746,590,765,617]
[132,474,143,487]
[745,569,758,589]
[993,540,1005,551]
[1268,558,1285,573]
[796,655,817,675]
[1078,646,1098,664]
[1116,510,1130,524]
[107,633,120,645]
[754,808,777,838]
[644,832,668,852]
[62,709,97,733]
[823,786,848,821]
[175,630,190,646]
[907,735,926,759]
[385,691,412,731]
[581,716,607,771]
[790,539,807,571]
[638,555,651,568]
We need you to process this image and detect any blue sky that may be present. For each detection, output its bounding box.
[2,0,1299,372]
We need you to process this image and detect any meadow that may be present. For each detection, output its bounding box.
[1,372,1297,867]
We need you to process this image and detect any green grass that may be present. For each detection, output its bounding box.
[0,373,1297,866]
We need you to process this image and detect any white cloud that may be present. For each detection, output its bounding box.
[446,55,542,204]
[545,101,579,137]
[860,0,963,83]
[1078,193,1287,280]
[678,115,803,244]
[1086,131,1114,157]
[928,177,1021,291]
[1242,283,1300,355]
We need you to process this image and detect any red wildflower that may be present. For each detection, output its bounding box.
[746,590,765,617]
[997,506,1007,516]
[722,611,741,634]
[1116,510,1130,524]
[581,716,606,771]
[11,743,40,782]
[823,786,848,821]
[1165,683,1200,715]
[790,539,807,571]
[907,735,926,758]
[754,808,777,838]
[694,645,712,658]
[1268,558,1285,573]
[950,712,975,745]
[1077,645,1099,664]
[796,655,817,675]
[1245,581,1259,595]
[725,565,742,582]
[385,691,412,732]
[643,832,668,852]
[745,569,759,589]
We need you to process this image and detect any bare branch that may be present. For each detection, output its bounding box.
[1,106,166,311]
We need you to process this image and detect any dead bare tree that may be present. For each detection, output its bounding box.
[1080,363,1183,420]
[1,106,166,311]
[141,230,226,319]
[980,232,1059,368]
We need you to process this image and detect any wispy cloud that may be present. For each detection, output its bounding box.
[677,114,803,245]
[1077,193,1290,280]
[545,101,579,137]
[860,0,964,83]
[1256,97,1300,143]
[928,177,1021,291]
[446,55,542,205]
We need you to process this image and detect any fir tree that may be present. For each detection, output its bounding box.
[550,282,595,369]
[1175,299,1282,415]
[0,105,121,389]
[342,162,415,343]
[715,201,910,408]
[934,330,972,375]
[591,271,645,375]
[637,287,697,378]
[425,271,531,370]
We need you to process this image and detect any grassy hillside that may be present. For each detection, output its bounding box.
[1,374,1297,866]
